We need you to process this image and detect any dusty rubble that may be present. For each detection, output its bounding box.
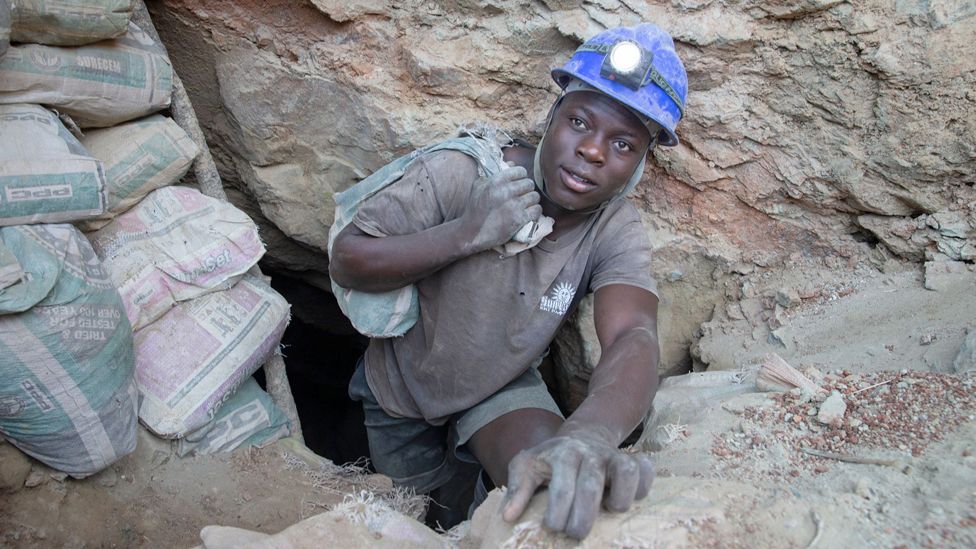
[7,266,974,548]
[720,371,976,463]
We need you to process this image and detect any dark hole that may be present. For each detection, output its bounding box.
[259,266,372,468]
[258,268,644,469]
[849,228,879,247]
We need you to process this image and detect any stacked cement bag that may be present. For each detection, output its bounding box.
[0,1,9,57]
[0,4,145,477]
[132,274,289,439]
[0,104,108,226]
[174,369,289,456]
[0,1,290,457]
[0,224,137,478]
[0,239,22,288]
[77,114,199,230]
[88,186,290,439]
[8,0,133,46]
[88,186,267,331]
[0,20,172,128]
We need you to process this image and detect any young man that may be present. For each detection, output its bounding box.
[329,23,687,538]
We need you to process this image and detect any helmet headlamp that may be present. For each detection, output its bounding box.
[574,38,685,117]
[608,41,642,73]
[551,23,688,146]
[595,39,654,91]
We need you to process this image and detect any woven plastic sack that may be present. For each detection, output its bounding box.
[637,369,759,451]
[0,224,137,478]
[88,185,266,331]
[134,274,290,439]
[0,240,23,290]
[78,114,199,230]
[0,103,108,227]
[199,498,449,549]
[175,376,288,456]
[0,22,172,128]
[327,130,505,337]
[10,0,133,46]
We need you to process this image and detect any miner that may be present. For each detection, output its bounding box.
[329,22,687,538]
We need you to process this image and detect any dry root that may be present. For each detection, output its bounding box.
[757,353,825,395]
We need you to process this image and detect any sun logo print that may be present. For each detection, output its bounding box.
[539,281,576,316]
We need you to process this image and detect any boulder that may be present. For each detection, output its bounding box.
[147,0,975,375]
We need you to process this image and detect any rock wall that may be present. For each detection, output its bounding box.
[148,0,975,384]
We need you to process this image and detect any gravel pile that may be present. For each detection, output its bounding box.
[711,371,976,473]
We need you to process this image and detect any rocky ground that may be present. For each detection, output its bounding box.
[465,263,976,547]
[0,431,405,548]
[1,263,973,548]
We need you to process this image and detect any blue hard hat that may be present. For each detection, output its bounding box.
[551,23,688,147]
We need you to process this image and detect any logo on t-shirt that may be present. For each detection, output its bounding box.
[540,282,576,316]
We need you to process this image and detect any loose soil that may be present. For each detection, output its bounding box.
[2,264,974,548]
[0,432,397,548]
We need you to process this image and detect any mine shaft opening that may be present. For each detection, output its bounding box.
[256,266,372,468]
[258,265,644,466]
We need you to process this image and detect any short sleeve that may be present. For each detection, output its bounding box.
[588,204,658,297]
[353,150,479,238]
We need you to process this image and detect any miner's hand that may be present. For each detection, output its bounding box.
[501,430,655,539]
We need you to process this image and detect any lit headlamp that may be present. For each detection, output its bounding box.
[600,41,651,90]
[575,39,685,116]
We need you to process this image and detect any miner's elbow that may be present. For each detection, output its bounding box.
[328,232,362,289]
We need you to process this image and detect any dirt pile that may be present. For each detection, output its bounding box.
[716,370,976,465]
[0,432,410,548]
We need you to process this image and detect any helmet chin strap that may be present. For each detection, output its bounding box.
[533,92,649,215]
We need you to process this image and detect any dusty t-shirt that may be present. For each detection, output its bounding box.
[353,149,657,424]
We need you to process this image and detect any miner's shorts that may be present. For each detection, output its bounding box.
[348,356,563,495]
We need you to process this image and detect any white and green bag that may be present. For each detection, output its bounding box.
[0,103,108,226]
[175,377,289,457]
[0,0,10,57]
[327,130,506,338]
[9,0,133,46]
[78,114,199,230]
[0,22,172,128]
[0,241,22,289]
[0,224,137,478]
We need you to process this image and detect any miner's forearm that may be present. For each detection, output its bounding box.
[559,326,659,445]
[329,220,478,292]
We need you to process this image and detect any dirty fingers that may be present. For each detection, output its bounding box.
[460,166,541,252]
[501,434,656,539]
